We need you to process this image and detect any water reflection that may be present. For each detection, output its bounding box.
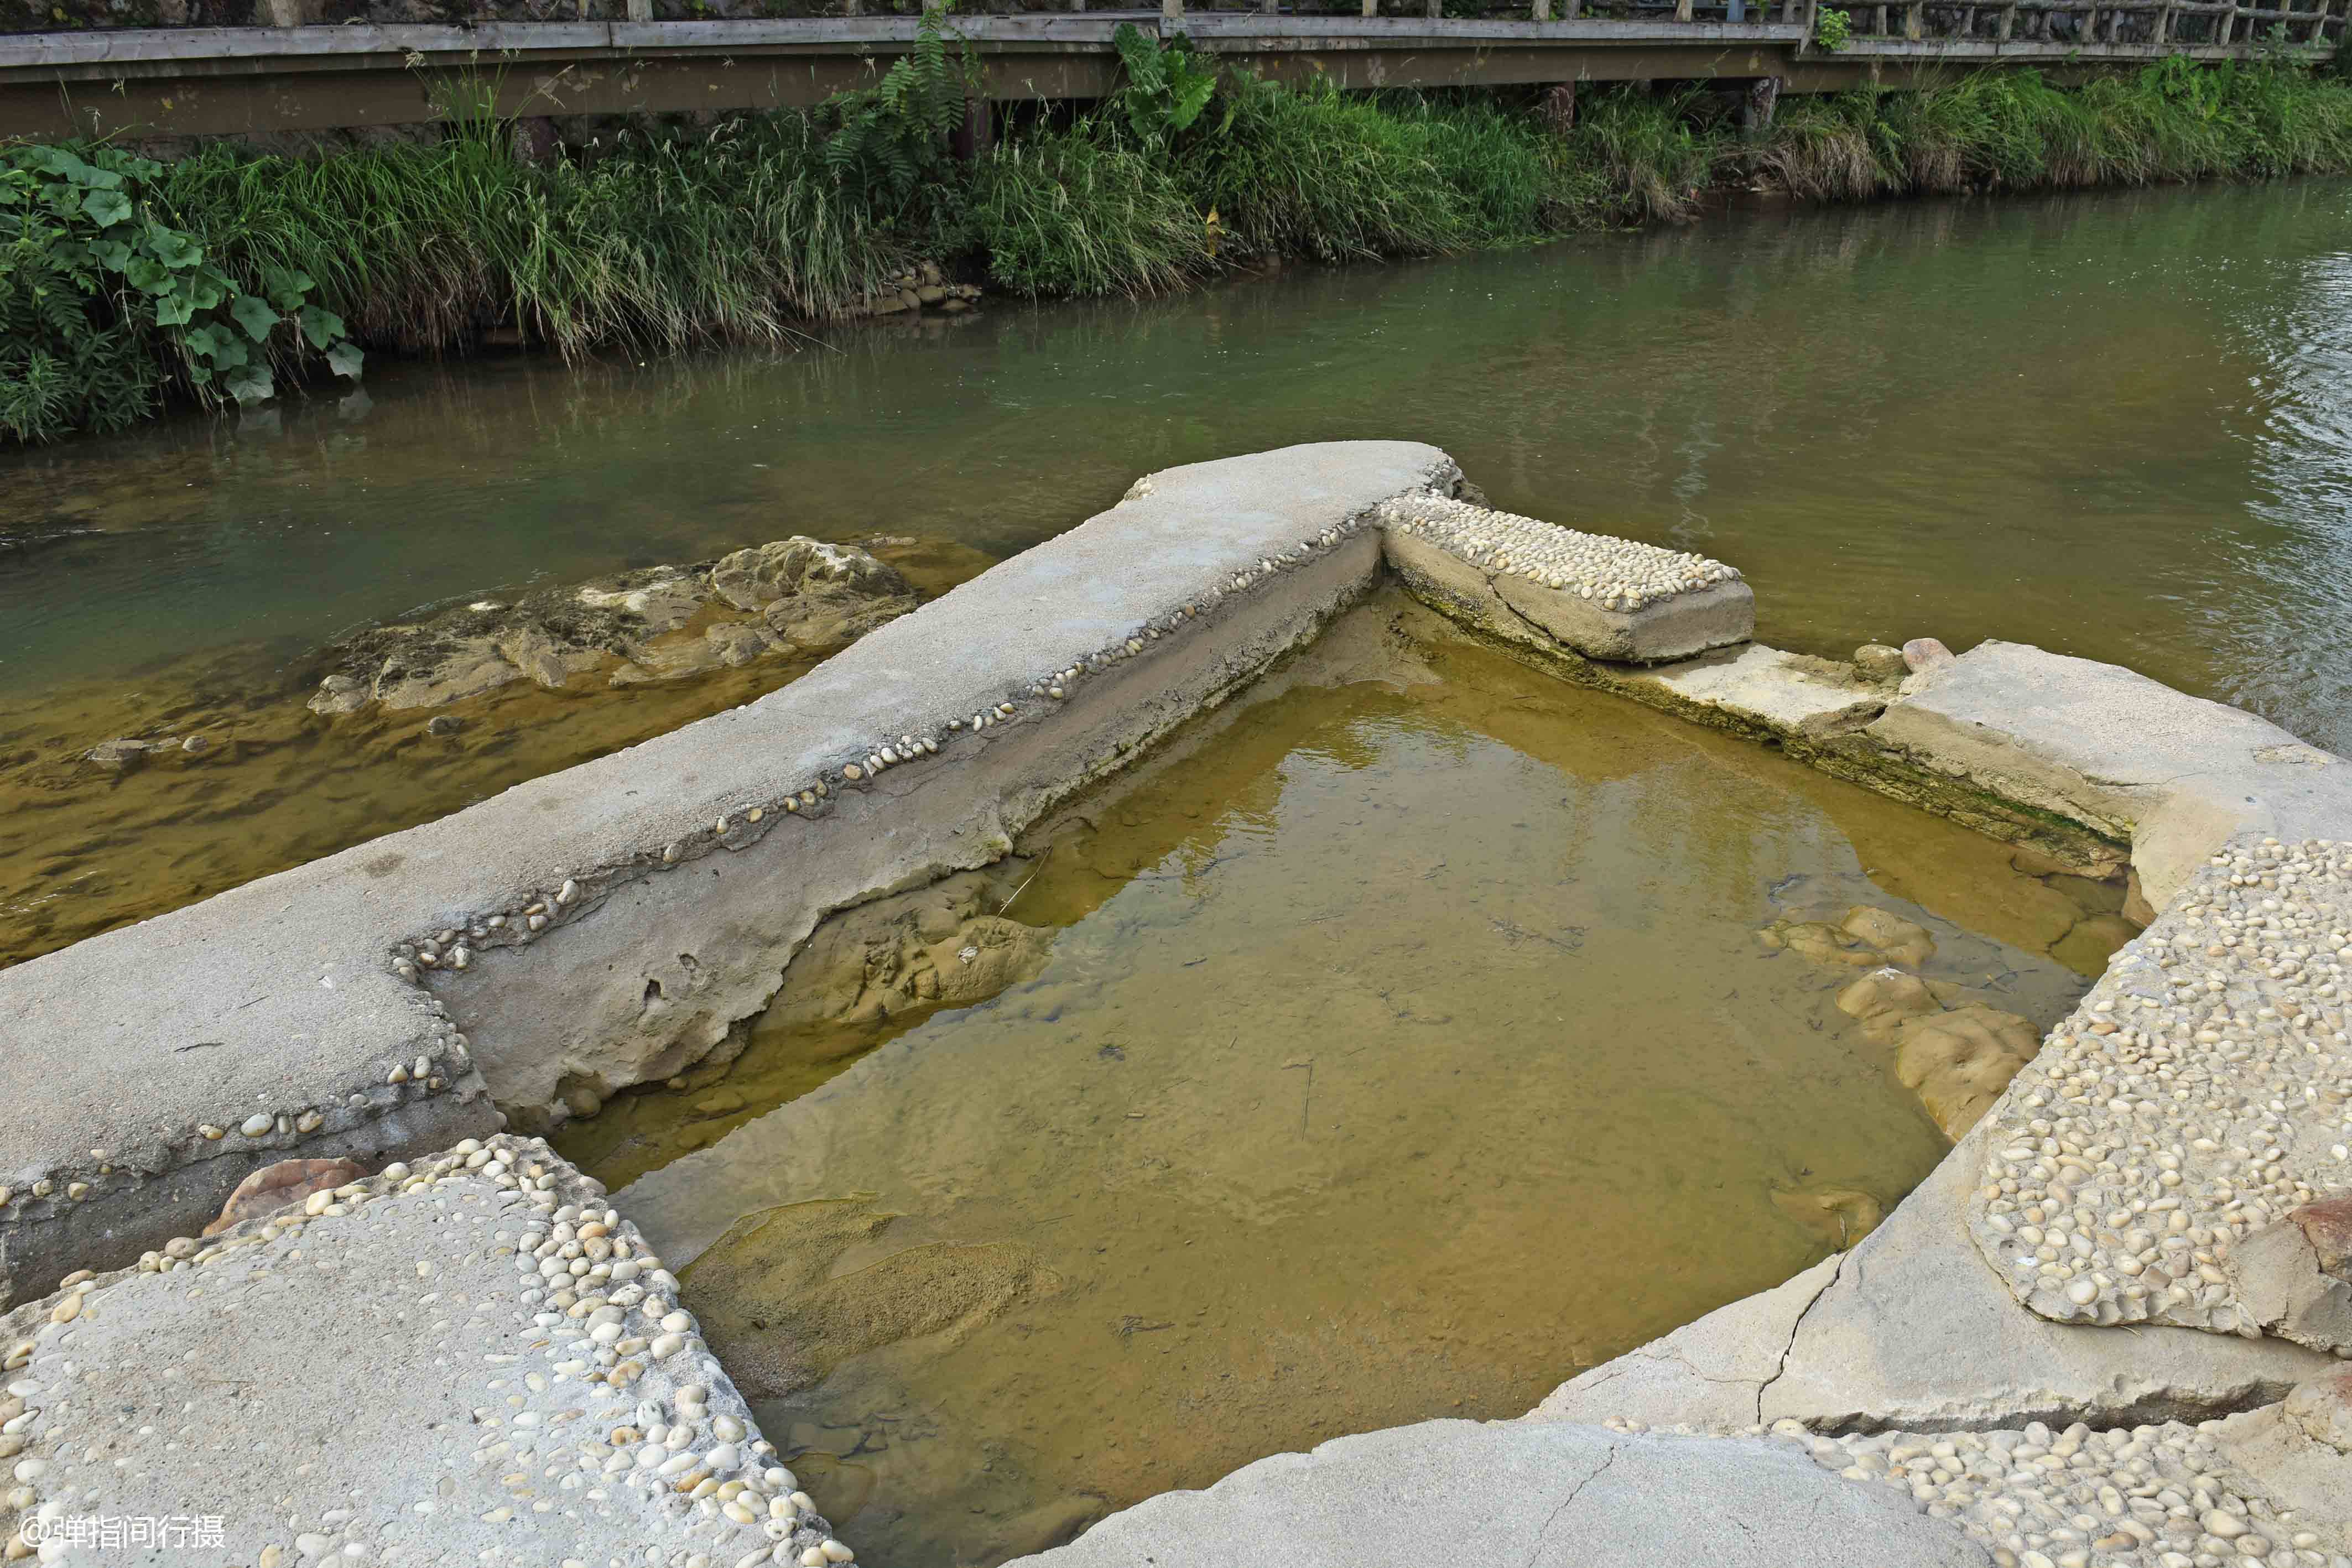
[3,181,2351,743]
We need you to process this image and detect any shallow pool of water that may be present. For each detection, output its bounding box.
[602,596,2109,1568]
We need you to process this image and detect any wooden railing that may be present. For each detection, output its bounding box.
[1819,0,2349,46]
[1,0,2339,142]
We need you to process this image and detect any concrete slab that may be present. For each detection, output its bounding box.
[1869,640,2352,905]
[0,441,1458,1308]
[1376,494,1752,664]
[1007,1419,1990,1568]
[0,1133,846,1567]
[2208,1364,2352,1534]
[1532,1116,2332,1436]
[1617,643,1887,741]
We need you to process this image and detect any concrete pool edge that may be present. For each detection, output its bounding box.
[4,441,2352,1565]
[0,441,1455,1307]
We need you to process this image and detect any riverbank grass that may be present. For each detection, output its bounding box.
[7,50,2352,441]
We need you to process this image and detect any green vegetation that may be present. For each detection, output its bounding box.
[2,141,360,442]
[7,32,2352,442]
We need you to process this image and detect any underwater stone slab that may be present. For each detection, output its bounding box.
[0,440,1456,1307]
[1869,639,2352,907]
[1967,834,2352,1340]
[1009,1419,1988,1568]
[1614,644,1887,741]
[1376,494,1753,664]
[0,1134,850,1567]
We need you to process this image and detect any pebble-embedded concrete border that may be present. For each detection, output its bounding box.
[7,446,2352,1566]
[1969,841,2352,1336]
[0,1134,855,1567]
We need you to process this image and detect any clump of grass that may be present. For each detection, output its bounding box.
[970,130,1213,297]
[1749,93,1895,200]
[1562,85,1725,221]
[155,113,916,356]
[1172,77,1488,261]
[1744,60,2352,199]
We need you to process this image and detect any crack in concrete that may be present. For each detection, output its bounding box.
[1755,1251,1848,1425]
[1523,1442,1618,1568]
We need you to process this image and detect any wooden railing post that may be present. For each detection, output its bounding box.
[1997,0,2016,33]
[1427,0,1442,17]
[1362,0,1377,16]
[1906,0,1923,33]
[2155,0,2174,39]
[1675,0,1694,22]
[2218,0,2239,42]
[1162,0,1183,25]
[1532,0,1549,18]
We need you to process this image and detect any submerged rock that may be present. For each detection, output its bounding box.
[1770,1181,1886,1248]
[684,1197,1058,1400]
[759,869,1054,1032]
[1783,904,2041,1140]
[306,536,916,717]
[1841,905,1935,969]
[1760,905,1935,971]
[1893,1003,2041,1142]
[1835,967,1942,1043]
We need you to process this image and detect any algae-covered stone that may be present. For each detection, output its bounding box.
[307,540,915,716]
[709,536,909,612]
[757,869,1053,1032]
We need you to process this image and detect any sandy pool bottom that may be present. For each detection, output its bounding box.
[604,594,2118,1568]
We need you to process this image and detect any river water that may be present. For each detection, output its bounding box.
[6,179,2352,738]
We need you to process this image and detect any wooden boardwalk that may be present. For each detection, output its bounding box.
[0,1,2341,141]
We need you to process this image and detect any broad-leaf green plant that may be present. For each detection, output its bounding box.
[1,140,362,441]
[1111,24,1230,149]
